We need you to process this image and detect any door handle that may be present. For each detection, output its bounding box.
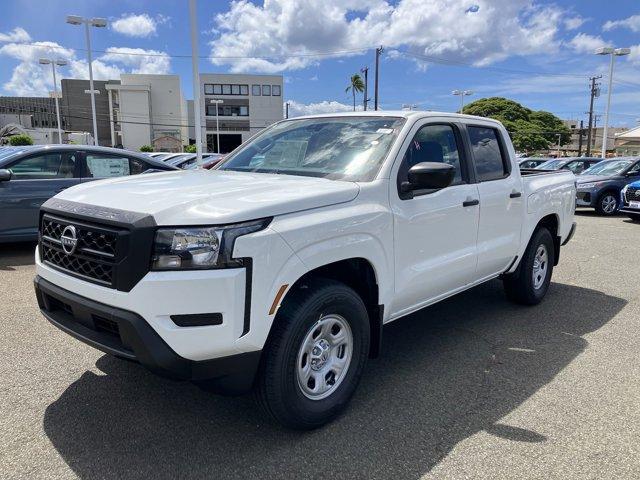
[510,191,522,198]
[462,199,479,207]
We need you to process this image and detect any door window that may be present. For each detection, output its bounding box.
[397,124,464,193]
[627,162,640,176]
[468,126,509,182]
[564,160,585,173]
[8,153,77,179]
[84,153,131,178]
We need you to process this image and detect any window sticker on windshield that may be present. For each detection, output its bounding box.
[376,128,394,134]
[263,140,308,168]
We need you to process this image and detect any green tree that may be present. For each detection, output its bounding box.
[345,73,365,111]
[462,97,571,153]
[8,134,33,146]
[184,144,197,153]
[139,144,153,152]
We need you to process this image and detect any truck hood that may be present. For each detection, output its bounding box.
[54,170,360,225]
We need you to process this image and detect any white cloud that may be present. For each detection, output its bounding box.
[0,29,171,95]
[568,33,609,54]
[603,14,640,32]
[286,100,361,117]
[0,27,31,43]
[564,16,585,30]
[208,0,569,73]
[111,13,162,38]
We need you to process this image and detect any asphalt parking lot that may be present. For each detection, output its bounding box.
[1,211,639,480]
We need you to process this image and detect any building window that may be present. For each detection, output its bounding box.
[272,85,281,96]
[252,85,261,96]
[213,84,222,94]
[231,84,240,95]
[205,83,250,96]
[206,105,249,117]
[262,85,271,96]
[204,84,214,94]
[222,84,231,94]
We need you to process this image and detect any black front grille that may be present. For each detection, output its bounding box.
[40,215,122,287]
[624,186,640,204]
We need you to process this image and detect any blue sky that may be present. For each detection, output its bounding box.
[0,0,638,126]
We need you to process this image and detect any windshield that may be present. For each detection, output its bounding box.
[582,160,632,176]
[217,116,406,181]
[536,159,565,169]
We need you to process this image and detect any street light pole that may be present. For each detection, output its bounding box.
[39,58,68,144]
[188,0,204,165]
[452,90,474,112]
[66,15,107,146]
[210,99,223,153]
[595,47,630,158]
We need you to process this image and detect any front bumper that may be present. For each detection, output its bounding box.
[35,275,261,394]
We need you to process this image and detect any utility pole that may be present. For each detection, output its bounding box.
[577,120,584,156]
[361,66,369,111]
[285,102,290,119]
[585,75,601,156]
[374,46,383,111]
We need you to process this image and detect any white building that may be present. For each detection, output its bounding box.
[199,73,283,153]
[106,74,189,152]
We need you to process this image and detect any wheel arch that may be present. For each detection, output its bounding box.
[275,257,384,358]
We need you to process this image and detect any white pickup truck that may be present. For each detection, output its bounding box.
[34,112,576,429]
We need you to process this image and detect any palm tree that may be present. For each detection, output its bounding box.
[345,74,365,111]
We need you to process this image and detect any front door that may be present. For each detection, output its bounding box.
[389,121,480,318]
[0,150,81,241]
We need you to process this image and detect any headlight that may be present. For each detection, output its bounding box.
[151,218,271,270]
[577,182,597,189]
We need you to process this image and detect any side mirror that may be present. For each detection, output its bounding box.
[0,169,12,181]
[402,162,455,197]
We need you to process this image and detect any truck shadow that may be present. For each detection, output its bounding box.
[0,242,36,270]
[43,280,625,480]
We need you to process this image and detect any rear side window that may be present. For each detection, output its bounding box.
[85,154,131,178]
[468,126,509,182]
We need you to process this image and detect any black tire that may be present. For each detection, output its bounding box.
[595,191,619,216]
[254,278,370,430]
[628,213,640,222]
[503,227,555,305]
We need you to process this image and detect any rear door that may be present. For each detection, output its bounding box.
[0,150,81,240]
[465,124,523,280]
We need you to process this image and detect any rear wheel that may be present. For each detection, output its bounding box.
[254,278,370,429]
[595,192,619,215]
[503,227,555,305]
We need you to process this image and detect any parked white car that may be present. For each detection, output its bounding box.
[34,112,576,429]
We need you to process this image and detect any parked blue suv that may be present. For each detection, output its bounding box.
[620,180,640,222]
[575,157,640,215]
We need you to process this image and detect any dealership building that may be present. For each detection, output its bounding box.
[199,73,283,153]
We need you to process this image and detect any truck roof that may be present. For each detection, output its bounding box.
[288,110,503,125]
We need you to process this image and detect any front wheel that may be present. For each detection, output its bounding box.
[503,227,555,305]
[254,278,370,429]
[595,192,619,215]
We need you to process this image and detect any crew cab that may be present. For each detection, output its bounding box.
[33,112,576,429]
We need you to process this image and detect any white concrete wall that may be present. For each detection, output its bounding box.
[118,74,189,152]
